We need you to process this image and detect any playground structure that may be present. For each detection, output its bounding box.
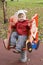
[3,13,40,62]
[6,14,39,50]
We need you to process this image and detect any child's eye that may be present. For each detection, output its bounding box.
[22,15,24,17]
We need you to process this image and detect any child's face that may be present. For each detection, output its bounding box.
[18,13,25,22]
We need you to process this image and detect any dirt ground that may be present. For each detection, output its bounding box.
[0,38,43,65]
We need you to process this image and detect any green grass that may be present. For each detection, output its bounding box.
[7,0,43,2]
[0,0,43,41]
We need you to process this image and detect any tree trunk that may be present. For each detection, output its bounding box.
[2,0,8,23]
[11,0,14,1]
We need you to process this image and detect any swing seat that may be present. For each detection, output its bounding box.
[3,14,40,53]
[3,38,40,53]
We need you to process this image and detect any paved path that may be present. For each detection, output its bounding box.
[0,39,43,65]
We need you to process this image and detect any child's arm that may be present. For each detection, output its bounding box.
[9,16,17,26]
[26,20,33,43]
[27,20,32,29]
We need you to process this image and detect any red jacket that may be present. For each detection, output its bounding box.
[11,20,31,35]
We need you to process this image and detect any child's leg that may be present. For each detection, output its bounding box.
[10,32,18,46]
[3,32,18,49]
[27,35,33,52]
[20,50,27,62]
[15,35,27,52]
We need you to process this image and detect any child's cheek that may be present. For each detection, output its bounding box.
[18,18,24,22]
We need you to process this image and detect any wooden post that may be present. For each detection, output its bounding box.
[2,0,8,23]
[11,0,14,1]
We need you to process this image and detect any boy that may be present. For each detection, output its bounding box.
[3,10,32,53]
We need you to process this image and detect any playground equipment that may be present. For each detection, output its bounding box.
[3,13,40,52]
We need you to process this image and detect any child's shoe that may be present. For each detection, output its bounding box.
[13,48,21,53]
[27,42,32,53]
[19,51,27,62]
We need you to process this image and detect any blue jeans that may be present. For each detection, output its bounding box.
[10,32,27,51]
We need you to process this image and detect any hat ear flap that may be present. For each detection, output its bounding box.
[23,10,27,13]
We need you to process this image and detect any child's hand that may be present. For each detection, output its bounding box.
[28,23,31,26]
[9,15,18,26]
[28,20,32,26]
[10,21,16,26]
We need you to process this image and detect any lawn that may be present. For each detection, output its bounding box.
[0,0,43,41]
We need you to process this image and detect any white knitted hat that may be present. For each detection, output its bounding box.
[16,10,27,20]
